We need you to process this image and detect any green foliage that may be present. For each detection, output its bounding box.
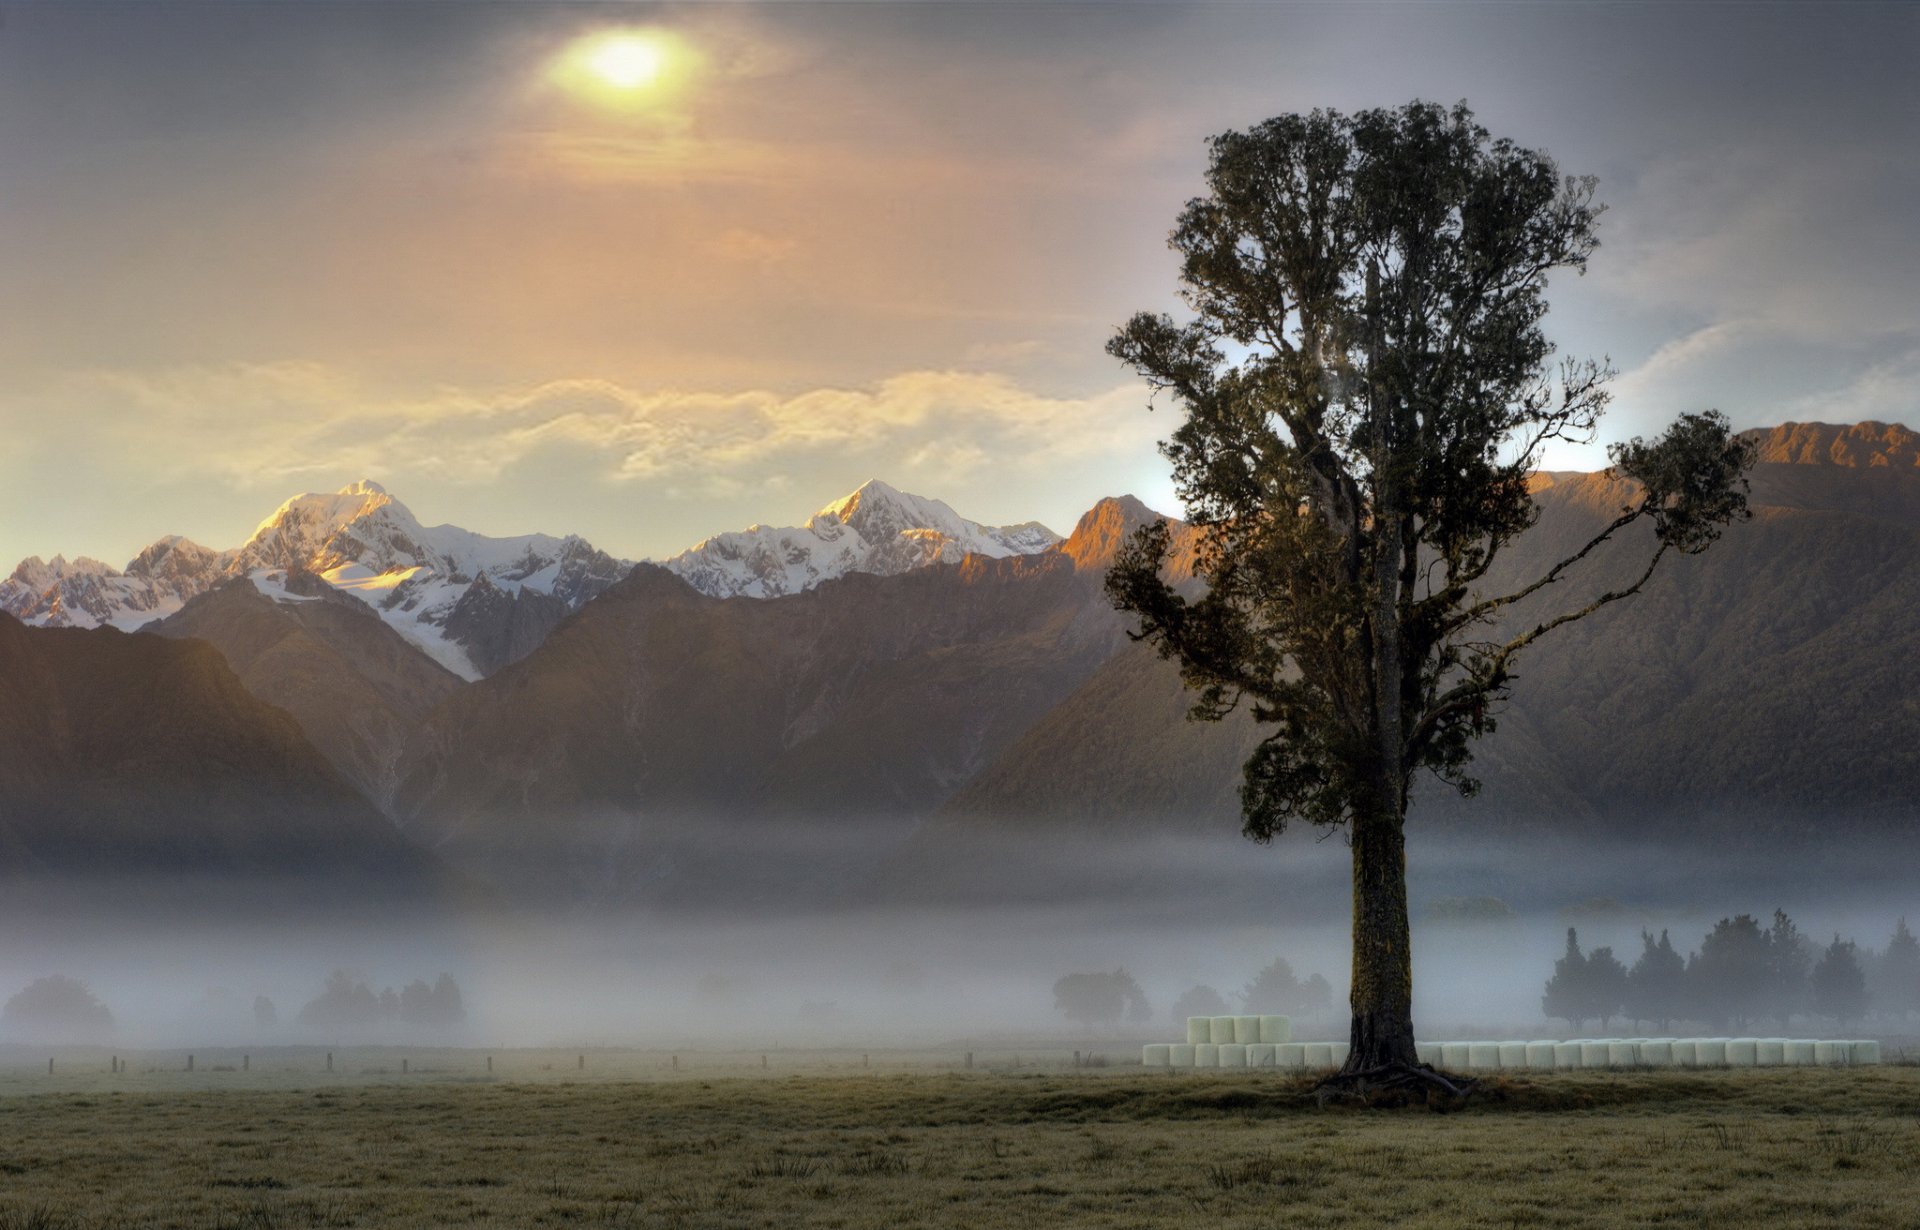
[1625,930,1687,1032]
[1764,909,1814,1026]
[1051,969,1149,1028]
[1582,947,1629,1030]
[1106,99,1754,841]
[1871,917,1920,1019]
[1,975,113,1036]
[1239,958,1335,1017]
[1541,928,1588,1029]
[1811,936,1869,1027]
[1687,915,1773,1031]
[1169,984,1229,1023]
[298,970,465,1033]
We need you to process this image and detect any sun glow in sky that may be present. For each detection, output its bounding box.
[0,2,1913,570]
[550,28,691,110]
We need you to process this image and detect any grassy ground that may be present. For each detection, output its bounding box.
[1,1062,1916,1229]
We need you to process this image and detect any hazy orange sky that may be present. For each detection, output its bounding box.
[1,2,1914,566]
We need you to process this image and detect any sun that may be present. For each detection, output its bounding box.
[550,29,693,111]
[587,34,666,90]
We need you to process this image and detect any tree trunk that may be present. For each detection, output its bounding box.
[1345,258,1419,1074]
[1344,801,1419,1071]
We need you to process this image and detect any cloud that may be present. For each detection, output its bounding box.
[35,362,1163,495]
[1776,344,1920,429]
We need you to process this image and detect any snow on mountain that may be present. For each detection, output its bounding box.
[2,476,1056,672]
[662,479,1062,599]
[1,481,630,680]
[0,545,225,630]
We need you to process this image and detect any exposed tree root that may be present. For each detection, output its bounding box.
[1312,1062,1478,1110]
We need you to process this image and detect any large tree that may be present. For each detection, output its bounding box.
[1106,101,1752,1082]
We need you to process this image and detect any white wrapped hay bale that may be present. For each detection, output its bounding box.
[1783,1040,1815,1066]
[1303,1043,1334,1069]
[1245,1043,1276,1068]
[1187,1017,1211,1045]
[1194,1043,1219,1067]
[1525,1042,1558,1070]
[1755,1039,1786,1066]
[1693,1039,1728,1066]
[1209,1016,1237,1045]
[1580,1041,1613,1068]
[1639,1040,1674,1067]
[1669,1040,1697,1066]
[1142,1044,1171,1067]
[1259,1015,1292,1044]
[1724,1039,1758,1066]
[1169,1044,1196,1067]
[1217,1044,1247,1068]
[1553,1042,1584,1069]
[1440,1043,1471,1069]
[1608,1041,1640,1067]
[1274,1043,1306,1069]
[1330,1042,1350,1069]
[1498,1042,1529,1069]
[1812,1040,1847,1065]
[1849,1040,1881,1065]
[1233,1016,1262,1044]
[1468,1043,1502,1070]
[1415,1042,1441,1066]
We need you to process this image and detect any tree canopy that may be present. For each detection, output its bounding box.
[1107,100,1752,1077]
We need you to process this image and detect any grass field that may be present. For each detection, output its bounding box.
[2,1058,1916,1229]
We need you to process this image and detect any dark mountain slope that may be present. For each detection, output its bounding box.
[0,612,430,881]
[934,423,1920,847]
[150,574,465,809]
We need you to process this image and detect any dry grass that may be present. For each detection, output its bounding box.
[1,1065,1916,1228]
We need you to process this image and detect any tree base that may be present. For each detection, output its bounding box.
[1312,1061,1477,1109]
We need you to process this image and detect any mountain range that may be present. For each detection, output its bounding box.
[5,420,1919,905]
[1,479,1057,681]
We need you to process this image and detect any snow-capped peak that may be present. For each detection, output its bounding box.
[662,480,1061,599]
[3,483,631,676]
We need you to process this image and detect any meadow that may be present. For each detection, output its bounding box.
[1,1049,1917,1229]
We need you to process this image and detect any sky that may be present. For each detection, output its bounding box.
[1,0,1914,569]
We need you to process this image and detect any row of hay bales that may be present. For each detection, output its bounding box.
[1182,1015,1295,1045]
[1404,1038,1883,1069]
[1142,1028,1883,1070]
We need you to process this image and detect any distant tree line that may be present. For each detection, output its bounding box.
[1,975,114,1038]
[297,971,466,1032]
[1050,956,1336,1030]
[1542,912,1916,1032]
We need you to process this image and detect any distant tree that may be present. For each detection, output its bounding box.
[253,995,277,1030]
[1583,947,1629,1031]
[431,974,466,1025]
[1764,909,1813,1027]
[1690,915,1771,1031]
[1810,936,1868,1028]
[1299,973,1335,1018]
[1241,957,1337,1018]
[1542,929,1588,1030]
[1626,930,1687,1032]
[1052,969,1148,1029]
[2,975,113,1038]
[298,970,384,1031]
[1105,99,1754,1075]
[1871,918,1920,1020]
[1170,984,1229,1025]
